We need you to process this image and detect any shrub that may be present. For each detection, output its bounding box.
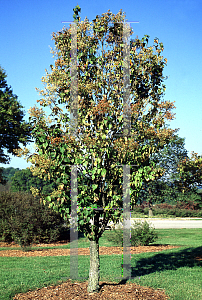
[0,191,69,250]
[133,206,144,213]
[107,220,158,247]
[0,192,15,242]
[196,210,202,217]
[155,203,173,210]
[165,208,177,216]
[143,207,149,215]
[175,200,200,211]
[152,207,169,216]
[174,208,198,218]
[0,218,12,242]
[130,220,158,246]
[140,201,150,210]
[151,201,202,218]
[132,206,144,214]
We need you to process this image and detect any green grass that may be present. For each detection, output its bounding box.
[1,229,202,300]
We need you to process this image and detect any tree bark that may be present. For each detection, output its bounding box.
[148,190,153,217]
[148,207,153,217]
[87,239,100,293]
[148,201,153,217]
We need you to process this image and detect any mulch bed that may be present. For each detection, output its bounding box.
[0,241,180,257]
[12,279,171,299]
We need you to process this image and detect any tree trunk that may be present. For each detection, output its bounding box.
[87,239,100,293]
[148,201,153,217]
[148,207,153,217]
[148,190,153,217]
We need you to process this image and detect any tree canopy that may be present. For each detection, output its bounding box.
[0,66,31,167]
[10,168,57,195]
[0,167,20,183]
[17,7,178,293]
[139,134,189,206]
[177,151,202,193]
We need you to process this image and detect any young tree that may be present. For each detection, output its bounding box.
[0,66,31,182]
[17,7,177,293]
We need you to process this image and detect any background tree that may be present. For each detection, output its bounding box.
[0,66,31,181]
[18,7,177,294]
[161,150,202,210]
[196,188,202,205]
[1,167,20,182]
[176,151,202,193]
[10,168,57,195]
[138,134,189,212]
[0,167,19,189]
[150,135,188,183]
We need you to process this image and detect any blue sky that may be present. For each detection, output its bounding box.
[0,0,202,170]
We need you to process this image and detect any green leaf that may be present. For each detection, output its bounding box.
[65,208,69,214]
[118,115,123,122]
[43,142,48,148]
[92,184,98,191]
[101,168,106,177]
[79,219,84,226]
[83,161,88,167]
[92,167,97,175]
[86,216,91,222]
[51,152,56,158]
[60,147,65,154]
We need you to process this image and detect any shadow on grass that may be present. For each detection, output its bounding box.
[99,246,202,289]
[130,246,202,278]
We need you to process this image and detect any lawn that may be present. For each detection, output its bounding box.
[0,228,202,300]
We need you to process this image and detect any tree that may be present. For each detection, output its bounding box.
[0,66,31,171]
[1,167,20,182]
[10,167,57,195]
[0,166,19,188]
[17,7,177,293]
[138,134,189,211]
[150,135,188,183]
[176,151,202,193]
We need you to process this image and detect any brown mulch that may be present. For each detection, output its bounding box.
[12,280,171,299]
[0,241,182,299]
[0,241,180,257]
